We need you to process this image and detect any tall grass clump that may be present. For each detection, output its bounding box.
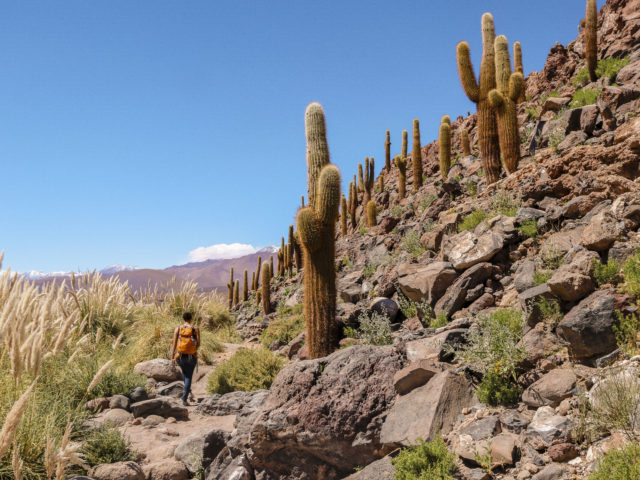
[589,443,640,480]
[260,304,305,347]
[622,252,640,299]
[392,434,457,480]
[207,348,285,394]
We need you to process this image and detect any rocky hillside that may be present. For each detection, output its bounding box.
[76,1,640,479]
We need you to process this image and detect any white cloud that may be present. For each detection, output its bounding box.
[188,243,259,263]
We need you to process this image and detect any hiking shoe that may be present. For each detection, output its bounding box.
[182,400,190,406]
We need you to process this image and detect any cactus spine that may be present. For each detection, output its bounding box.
[439,115,452,180]
[341,194,348,236]
[585,0,597,82]
[461,128,471,156]
[367,200,377,227]
[456,13,501,184]
[261,262,271,314]
[412,119,423,190]
[384,130,391,171]
[513,41,526,103]
[489,35,524,175]
[226,268,234,308]
[297,102,341,359]
[395,154,406,200]
[243,269,248,302]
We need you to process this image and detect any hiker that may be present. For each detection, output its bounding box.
[171,312,200,406]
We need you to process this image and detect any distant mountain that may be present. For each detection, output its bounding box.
[28,246,278,292]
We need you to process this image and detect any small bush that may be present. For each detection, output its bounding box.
[589,443,640,480]
[343,326,358,339]
[357,311,392,346]
[536,297,563,328]
[476,370,521,407]
[490,189,522,217]
[81,425,137,467]
[622,252,640,299]
[207,348,285,394]
[613,311,640,358]
[571,87,602,108]
[392,434,457,480]
[548,126,566,152]
[397,293,418,318]
[533,270,553,286]
[593,258,620,286]
[403,229,426,258]
[589,367,640,436]
[429,312,448,329]
[392,205,403,217]
[458,210,488,232]
[518,218,539,239]
[525,106,541,119]
[260,312,305,347]
[359,226,368,234]
[573,66,591,87]
[596,56,631,84]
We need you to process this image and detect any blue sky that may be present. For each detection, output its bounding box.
[0,0,604,272]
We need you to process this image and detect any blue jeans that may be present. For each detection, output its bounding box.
[177,354,197,402]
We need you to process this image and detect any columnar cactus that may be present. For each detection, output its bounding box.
[349,181,357,229]
[379,174,384,192]
[358,163,364,193]
[412,119,423,190]
[456,13,501,184]
[293,231,302,270]
[489,35,524,175]
[261,262,271,314]
[367,200,377,227]
[288,225,295,274]
[585,0,597,82]
[243,269,248,302]
[363,157,375,206]
[439,115,452,180]
[513,41,526,103]
[461,128,471,156]
[341,194,348,236]
[227,268,234,309]
[255,256,262,290]
[385,130,391,171]
[269,256,274,278]
[301,195,305,208]
[296,102,341,359]
[251,271,256,292]
[401,129,408,159]
[395,154,406,200]
[233,280,239,307]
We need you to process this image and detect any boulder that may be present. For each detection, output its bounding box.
[343,454,396,479]
[547,248,598,301]
[460,416,500,441]
[547,443,578,462]
[155,381,185,399]
[531,463,565,480]
[378,215,399,234]
[248,345,404,478]
[109,395,130,411]
[526,407,571,449]
[579,104,599,135]
[517,326,558,367]
[540,228,584,259]
[380,370,475,446]
[556,130,587,152]
[514,259,536,293]
[499,410,531,434]
[518,284,558,328]
[396,262,458,305]
[133,359,181,382]
[175,433,206,474]
[491,433,519,466]
[103,408,133,427]
[392,359,442,395]
[442,228,504,270]
[206,454,253,480]
[143,461,189,480]
[581,210,624,251]
[369,297,399,322]
[91,462,144,480]
[434,262,493,317]
[130,398,189,420]
[557,289,617,360]
[129,387,148,403]
[522,369,577,407]
[541,96,570,113]
[405,329,467,362]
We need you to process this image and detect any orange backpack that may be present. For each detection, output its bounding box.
[176,325,198,357]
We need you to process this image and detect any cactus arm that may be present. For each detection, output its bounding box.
[316,165,341,226]
[297,208,323,253]
[305,102,330,210]
[509,73,524,102]
[488,89,505,109]
[457,42,480,103]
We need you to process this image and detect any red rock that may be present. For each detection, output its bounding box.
[547,443,578,462]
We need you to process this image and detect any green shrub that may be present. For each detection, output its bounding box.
[623,252,640,298]
[357,311,392,346]
[359,226,368,234]
[392,434,456,480]
[573,66,591,88]
[458,210,488,232]
[596,56,630,84]
[589,367,640,436]
[392,205,403,217]
[536,297,563,328]
[260,311,305,347]
[207,348,285,394]
[403,229,426,258]
[397,293,418,318]
[430,312,448,329]
[518,218,539,239]
[343,326,358,339]
[525,106,541,119]
[490,189,522,217]
[81,425,137,467]
[613,311,640,357]
[454,309,525,406]
[571,87,602,108]
[548,126,566,152]
[589,443,640,480]
[593,258,620,286]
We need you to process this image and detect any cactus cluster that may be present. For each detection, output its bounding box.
[439,115,451,180]
[412,119,423,190]
[585,0,597,82]
[296,102,341,359]
[363,157,375,206]
[456,13,501,184]
[488,35,524,175]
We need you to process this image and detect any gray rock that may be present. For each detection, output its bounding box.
[133,359,182,382]
[392,359,442,395]
[557,130,588,151]
[514,259,536,293]
[141,415,165,426]
[522,368,577,407]
[518,326,559,367]
[343,453,396,479]
[369,297,399,322]
[130,397,188,420]
[143,461,189,480]
[155,381,185,399]
[396,262,458,305]
[518,284,558,328]
[129,387,148,403]
[547,248,598,302]
[442,228,504,270]
[380,370,475,446]
[581,209,624,251]
[499,410,531,433]
[206,454,253,480]
[175,433,206,474]
[109,395,130,411]
[531,463,566,480]
[460,416,500,441]
[526,407,571,449]
[103,408,133,427]
[405,329,467,362]
[91,462,144,480]
[434,262,493,317]
[556,289,617,360]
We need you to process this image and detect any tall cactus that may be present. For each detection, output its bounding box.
[269,256,274,278]
[233,280,239,307]
[301,195,305,208]
[379,174,384,192]
[401,129,408,159]
[255,256,262,290]
[489,35,524,175]
[297,102,341,359]
[293,231,302,270]
[243,269,248,302]
[367,200,377,227]
[261,262,271,314]
[513,41,526,103]
[251,271,256,292]
[461,128,472,156]
[585,0,597,82]
[439,115,452,180]
[364,157,375,206]
[288,225,295,274]
[341,194,348,236]
[349,181,357,229]
[457,13,501,184]
[395,154,406,200]
[384,130,391,171]
[357,163,364,193]
[412,119,423,190]
[226,268,234,309]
